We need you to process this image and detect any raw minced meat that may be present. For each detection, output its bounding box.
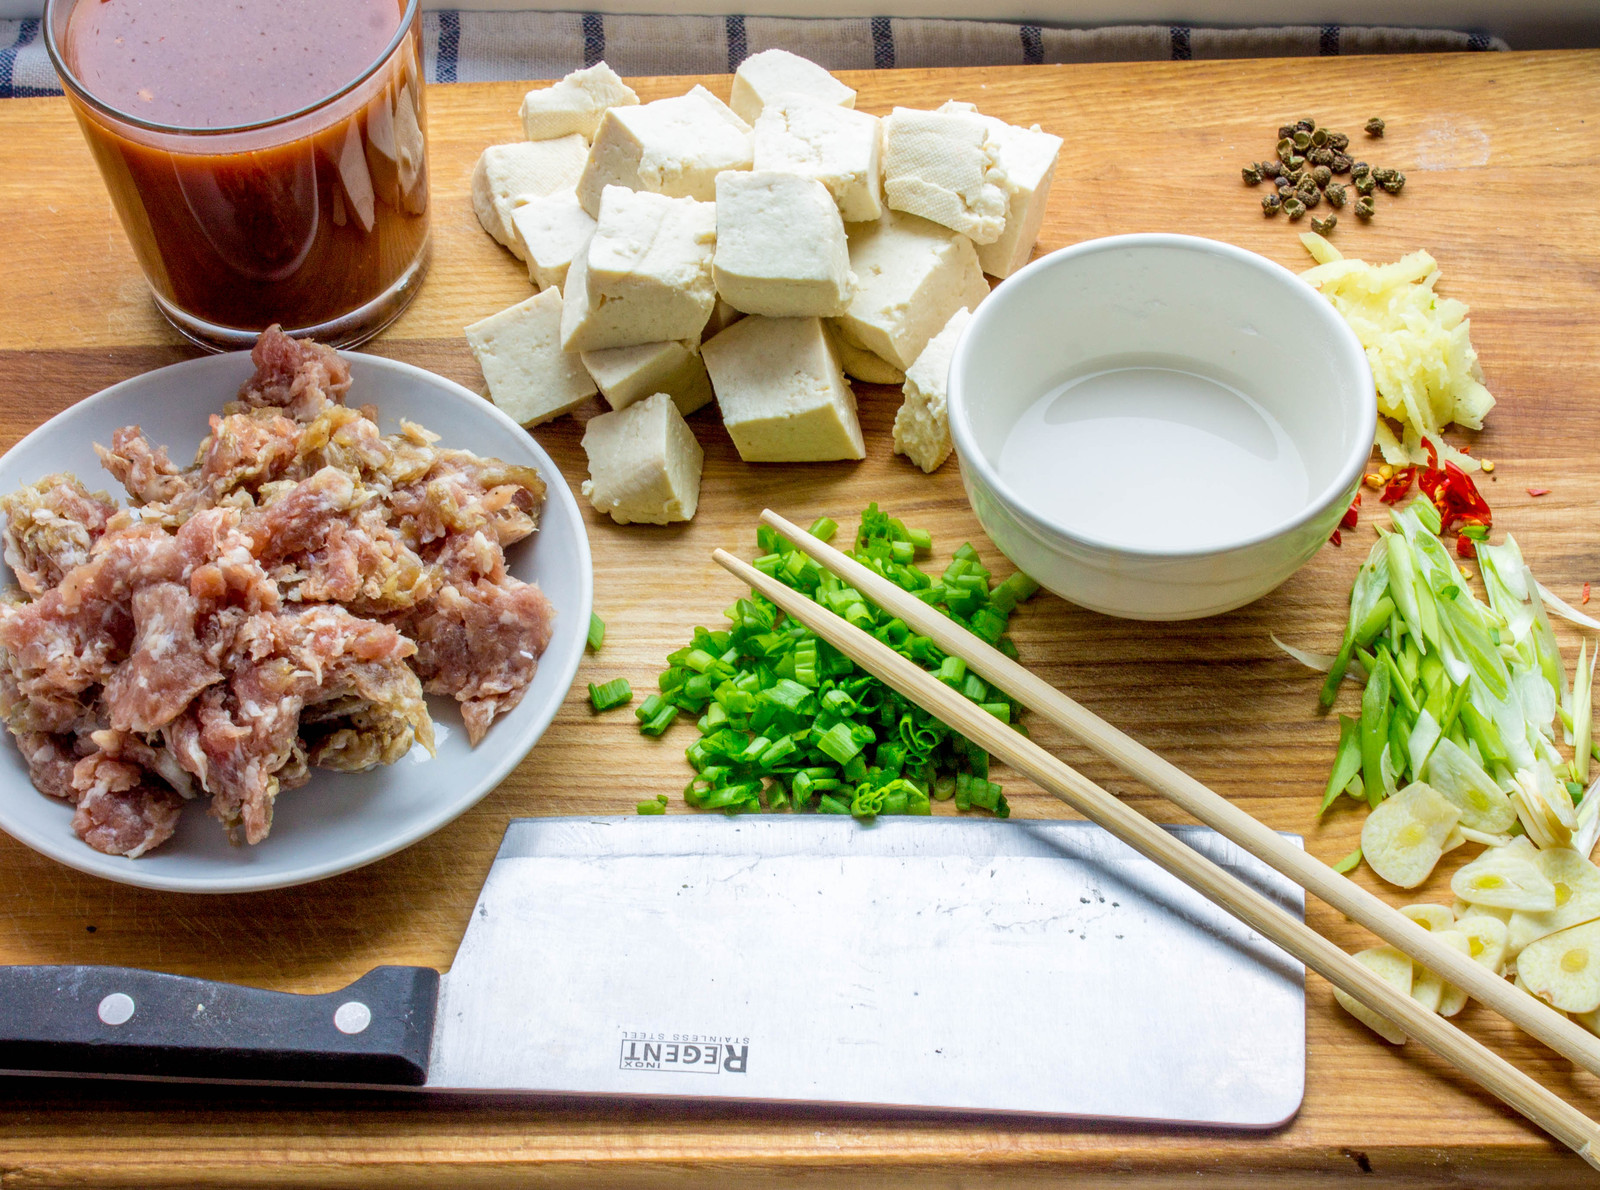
[0,475,118,597]
[0,325,553,857]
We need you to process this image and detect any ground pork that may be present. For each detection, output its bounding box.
[0,326,545,857]
[0,475,118,597]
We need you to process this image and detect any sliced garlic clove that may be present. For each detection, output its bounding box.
[1360,782,1462,889]
[1451,836,1558,911]
[1332,945,1414,1044]
[1455,899,1512,925]
[1506,846,1600,954]
[1515,919,1600,1014]
[1410,960,1445,1013]
[1401,903,1455,932]
[1442,825,1468,853]
[1425,737,1519,833]
[1430,929,1474,1017]
[1457,912,1512,974]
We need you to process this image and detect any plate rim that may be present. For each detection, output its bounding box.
[0,349,593,894]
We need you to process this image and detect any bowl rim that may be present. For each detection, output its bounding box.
[947,232,1376,560]
[0,349,593,894]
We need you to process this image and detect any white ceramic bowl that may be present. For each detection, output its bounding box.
[948,234,1374,621]
[0,352,591,892]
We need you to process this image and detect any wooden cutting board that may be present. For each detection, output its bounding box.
[1,49,1599,1189]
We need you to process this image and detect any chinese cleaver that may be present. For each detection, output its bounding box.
[0,815,1305,1127]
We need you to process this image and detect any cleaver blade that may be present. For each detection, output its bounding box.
[426,815,1305,1126]
[0,816,1305,1128]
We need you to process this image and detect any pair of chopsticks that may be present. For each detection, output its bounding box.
[713,510,1600,1169]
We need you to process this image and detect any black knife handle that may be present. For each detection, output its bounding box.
[0,965,438,1086]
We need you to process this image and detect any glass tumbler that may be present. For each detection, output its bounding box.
[44,0,430,351]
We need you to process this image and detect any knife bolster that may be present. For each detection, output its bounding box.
[0,964,438,1086]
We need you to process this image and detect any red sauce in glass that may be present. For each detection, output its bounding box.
[67,0,401,129]
[58,0,428,342]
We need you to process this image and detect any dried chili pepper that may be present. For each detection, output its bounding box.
[1329,530,1342,547]
[1379,467,1416,504]
[1340,493,1361,531]
[1416,440,1493,534]
[1529,487,1551,497]
[1584,583,1592,606]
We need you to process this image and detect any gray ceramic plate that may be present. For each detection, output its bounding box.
[0,351,591,893]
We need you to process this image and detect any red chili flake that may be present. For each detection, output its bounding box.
[1329,529,1342,547]
[1456,534,1477,559]
[1339,494,1361,531]
[1584,583,1592,606]
[1380,468,1416,504]
[1414,444,1493,534]
[1528,487,1550,497]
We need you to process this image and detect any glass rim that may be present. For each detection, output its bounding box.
[43,0,421,137]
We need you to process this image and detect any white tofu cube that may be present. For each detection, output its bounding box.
[699,297,746,343]
[520,62,639,142]
[881,107,1009,245]
[829,323,905,385]
[713,171,855,318]
[509,189,596,290]
[576,85,752,216]
[894,307,969,473]
[581,340,714,416]
[939,101,1062,278]
[729,49,855,125]
[829,209,989,372]
[465,287,598,427]
[559,186,719,352]
[471,137,589,260]
[580,392,704,525]
[753,99,882,223]
[701,317,865,463]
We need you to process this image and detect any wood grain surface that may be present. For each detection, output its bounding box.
[1,49,1598,1189]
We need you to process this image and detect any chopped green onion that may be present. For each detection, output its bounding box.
[809,516,838,543]
[816,722,864,765]
[587,613,606,652]
[1319,715,1363,818]
[640,704,679,736]
[1360,656,1391,807]
[1332,847,1363,874]
[588,678,633,712]
[638,506,1037,822]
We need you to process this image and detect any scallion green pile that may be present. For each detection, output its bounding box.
[1283,497,1600,863]
[638,506,1038,818]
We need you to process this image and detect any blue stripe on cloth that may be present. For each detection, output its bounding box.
[1019,24,1044,66]
[435,10,459,83]
[0,18,40,100]
[583,12,605,69]
[1320,24,1341,54]
[871,16,895,69]
[0,14,1510,97]
[726,14,748,72]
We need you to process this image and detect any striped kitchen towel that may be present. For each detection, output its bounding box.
[2,12,1505,99]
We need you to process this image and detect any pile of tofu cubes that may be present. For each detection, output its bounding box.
[466,50,1062,526]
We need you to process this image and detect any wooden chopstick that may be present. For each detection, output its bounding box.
[714,546,1600,1168]
[761,508,1600,1081]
